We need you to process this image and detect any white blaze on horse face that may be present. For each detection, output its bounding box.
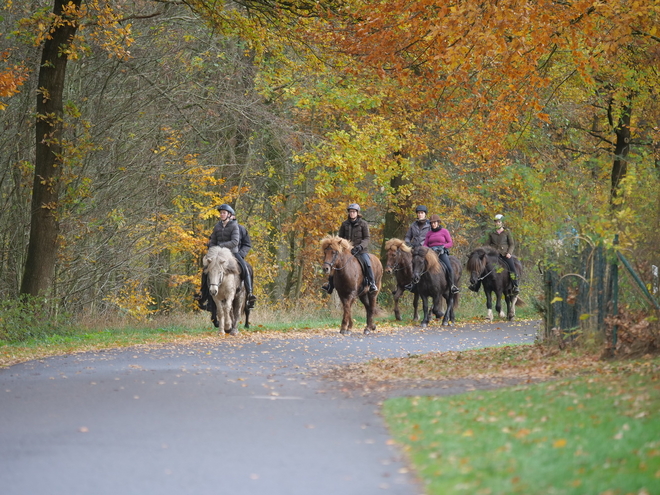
[208,259,226,296]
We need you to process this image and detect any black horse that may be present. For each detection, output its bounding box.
[466,247,523,321]
[411,246,461,327]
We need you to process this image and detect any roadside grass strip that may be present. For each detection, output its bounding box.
[383,372,660,495]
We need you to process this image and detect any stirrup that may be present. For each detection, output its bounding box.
[451,285,460,294]
[368,283,378,293]
[404,283,415,291]
[247,294,257,308]
[321,283,333,294]
[512,285,520,295]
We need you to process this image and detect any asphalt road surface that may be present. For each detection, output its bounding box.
[1,321,539,495]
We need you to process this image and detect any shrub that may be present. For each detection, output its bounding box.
[0,296,73,342]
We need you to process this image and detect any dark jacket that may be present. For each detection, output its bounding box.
[208,219,239,253]
[488,228,515,256]
[338,216,370,251]
[404,219,430,247]
[237,223,252,259]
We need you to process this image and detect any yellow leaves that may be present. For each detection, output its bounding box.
[104,280,156,321]
[553,438,567,448]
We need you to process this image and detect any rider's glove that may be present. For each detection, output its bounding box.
[351,246,362,256]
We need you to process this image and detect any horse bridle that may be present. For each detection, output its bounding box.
[387,250,404,272]
[323,250,346,271]
[474,267,494,282]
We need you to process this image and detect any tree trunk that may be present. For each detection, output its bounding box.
[379,174,411,259]
[609,97,632,203]
[20,0,81,297]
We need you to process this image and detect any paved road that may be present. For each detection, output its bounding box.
[1,321,539,495]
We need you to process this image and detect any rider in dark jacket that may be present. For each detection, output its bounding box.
[404,205,431,248]
[196,204,256,310]
[486,213,519,294]
[322,203,378,294]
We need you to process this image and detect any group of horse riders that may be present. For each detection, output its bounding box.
[197,202,520,312]
[324,203,520,297]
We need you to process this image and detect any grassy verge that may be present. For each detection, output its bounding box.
[383,367,660,494]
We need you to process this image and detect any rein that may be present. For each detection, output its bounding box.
[323,250,347,271]
[475,267,494,282]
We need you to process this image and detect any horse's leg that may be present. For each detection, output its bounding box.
[485,290,494,321]
[210,296,220,328]
[393,285,403,321]
[496,291,506,319]
[340,296,355,335]
[360,293,374,335]
[442,294,453,326]
[244,305,251,329]
[420,296,430,327]
[412,292,420,321]
[507,294,517,320]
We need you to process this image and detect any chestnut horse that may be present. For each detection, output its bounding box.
[384,238,419,321]
[466,247,523,321]
[203,246,246,335]
[321,236,383,335]
[411,246,462,327]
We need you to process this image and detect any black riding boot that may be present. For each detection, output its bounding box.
[321,275,334,294]
[360,253,378,293]
[236,254,257,309]
[502,255,520,294]
[511,274,520,294]
[194,272,210,311]
[438,251,459,294]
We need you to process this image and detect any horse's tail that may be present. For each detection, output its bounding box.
[514,296,525,307]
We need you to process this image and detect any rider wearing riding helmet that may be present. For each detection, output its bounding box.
[321,203,378,294]
[487,213,520,294]
[197,204,256,310]
[423,214,459,294]
[404,205,430,248]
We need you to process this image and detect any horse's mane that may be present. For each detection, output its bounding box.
[204,246,240,274]
[321,235,352,253]
[466,247,502,272]
[415,246,442,274]
[385,238,411,253]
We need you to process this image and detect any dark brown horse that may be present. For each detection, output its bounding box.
[384,238,419,321]
[321,236,383,335]
[466,247,523,321]
[411,246,462,327]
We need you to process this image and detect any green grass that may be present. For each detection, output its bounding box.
[383,372,660,495]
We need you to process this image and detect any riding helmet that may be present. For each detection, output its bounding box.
[415,205,428,213]
[494,213,504,221]
[217,204,235,215]
[347,203,360,212]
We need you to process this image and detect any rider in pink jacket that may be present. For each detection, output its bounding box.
[423,214,459,294]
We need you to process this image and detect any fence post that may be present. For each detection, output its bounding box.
[611,235,619,347]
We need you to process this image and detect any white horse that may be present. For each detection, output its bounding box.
[203,246,245,335]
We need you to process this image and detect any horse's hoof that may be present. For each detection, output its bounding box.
[363,328,371,335]
[340,329,351,335]
[421,322,428,328]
